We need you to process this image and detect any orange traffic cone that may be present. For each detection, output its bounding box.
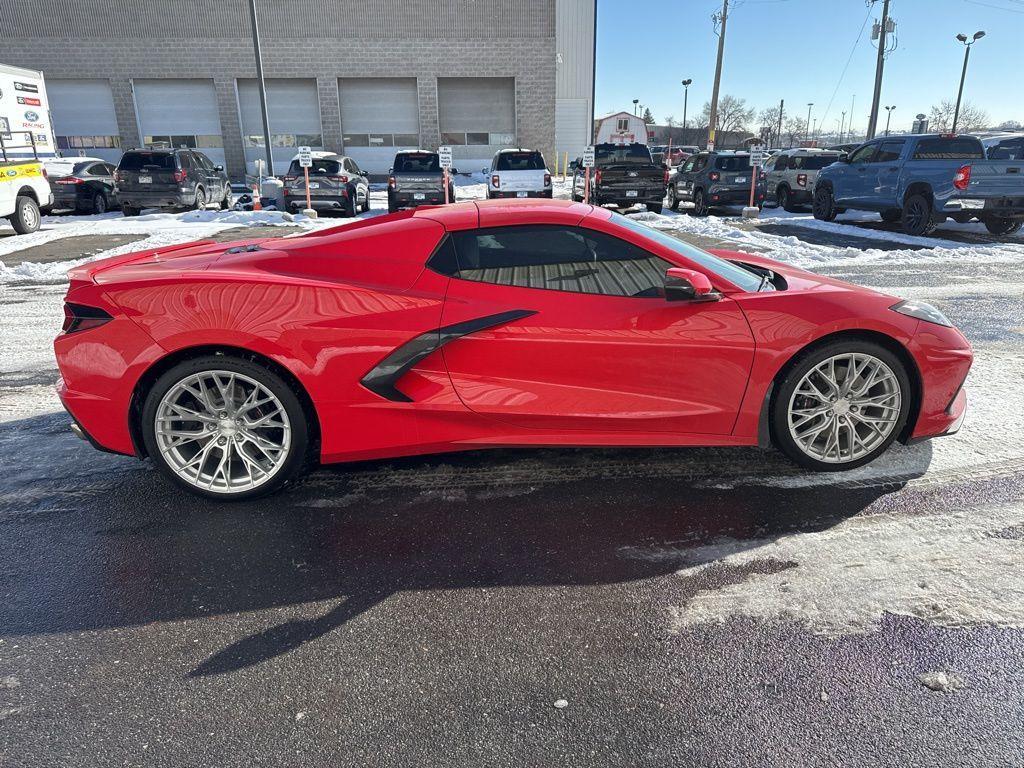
[252,183,261,211]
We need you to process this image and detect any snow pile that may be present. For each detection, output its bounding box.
[621,498,1024,637]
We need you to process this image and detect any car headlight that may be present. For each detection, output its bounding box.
[890,300,953,328]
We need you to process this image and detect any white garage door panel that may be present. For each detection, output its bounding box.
[237,79,321,135]
[438,78,514,133]
[48,79,118,136]
[556,98,589,157]
[134,79,220,135]
[338,78,418,134]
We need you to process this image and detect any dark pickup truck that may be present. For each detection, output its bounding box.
[571,143,668,214]
[387,151,456,213]
[814,134,1024,236]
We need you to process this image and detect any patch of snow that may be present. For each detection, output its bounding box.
[918,671,965,693]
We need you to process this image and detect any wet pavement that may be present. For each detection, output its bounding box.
[1,218,1023,766]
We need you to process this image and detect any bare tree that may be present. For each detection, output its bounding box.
[783,116,808,147]
[929,99,990,133]
[758,105,782,146]
[699,94,755,135]
[997,119,1023,131]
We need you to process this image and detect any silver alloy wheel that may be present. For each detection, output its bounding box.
[787,352,902,464]
[154,370,291,494]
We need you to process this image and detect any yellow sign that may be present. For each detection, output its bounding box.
[1,161,43,183]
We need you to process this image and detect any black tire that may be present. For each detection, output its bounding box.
[360,186,371,213]
[901,193,937,236]
[193,186,206,211]
[121,204,140,217]
[342,188,357,217]
[771,339,912,472]
[666,185,679,211]
[387,199,398,214]
[220,192,231,210]
[691,188,709,217]
[984,217,1023,236]
[9,195,41,234]
[141,355,311,501]
[812,185,837,222]
[777,185,797,213]
[881,209,902,224]
[92,192,108,215]
[647,202,663,214]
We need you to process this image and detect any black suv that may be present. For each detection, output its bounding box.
[115,148,231,216]
[667,151,766,215]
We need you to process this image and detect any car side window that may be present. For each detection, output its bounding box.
[874,141,905,163]
[679,156,696,173]
[762,156,776,172]
[102,163,117,175]
[197,153,215,170]
[848,144,877,164]
[691,155,708,173]
[449,225,674,298]
[179,153,194,171]
[775,155,789,171]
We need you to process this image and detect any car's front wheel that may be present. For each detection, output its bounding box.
[9,195,41,234]
[771,341,911,471]
[193,186,207,211]
[812,185,837,222]
[141,355,310,500]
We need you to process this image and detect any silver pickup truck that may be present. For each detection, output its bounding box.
[387,151,456,213]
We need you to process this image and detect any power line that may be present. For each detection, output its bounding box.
[817,3,874,139]
[962,0,1024,12]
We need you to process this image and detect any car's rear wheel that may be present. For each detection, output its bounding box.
[984,217,1023,236]
[342,189,357,217]
[220,191,231,210]
[122,204,140,217]
[9,195,41,234]
[901,193,937,236]
[771,341,911,471]
[691,188,709,216]
[360,186,371,213]
[91,192,108,215]
[141,355,310,500]
[666,185,679,211]
[647,202,663,214]
[777,185,795,212]
[812,185,837,222]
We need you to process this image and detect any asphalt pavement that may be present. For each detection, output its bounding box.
[1,213,1022,767]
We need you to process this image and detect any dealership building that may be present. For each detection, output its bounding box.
[0,0,595,177]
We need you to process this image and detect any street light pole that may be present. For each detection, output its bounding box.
[840,111,846,144]
[632,98,639,116]
[247,0,274,176]
[884,105,895,136]
[681,79,692,144]
[953,31,985,133]
[806,102,813,145]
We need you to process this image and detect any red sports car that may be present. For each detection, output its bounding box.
[55,199,971,500]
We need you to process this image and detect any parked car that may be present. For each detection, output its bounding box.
[55,199,972,499]
[571,142,667,214]
[115,148,230,216]
[387,150,455,213]
[0,130,53,234]
[813,133,1024,236]
[282,152,369,216]
[485,148,552,198]
[649,144,668,164]
[827,143,861,156]
[44,157,118,215]
[667,150,766,215]
[981,133,1024,161]
[762,148,843,212]
[665,145,699,166]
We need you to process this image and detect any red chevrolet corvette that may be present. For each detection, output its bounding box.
[55,199,971,500]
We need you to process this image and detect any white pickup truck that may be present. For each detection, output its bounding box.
[1,131,53,234]
[484,148,552,199]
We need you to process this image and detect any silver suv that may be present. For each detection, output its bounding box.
[763,148,843,212]
[282,152,370,217]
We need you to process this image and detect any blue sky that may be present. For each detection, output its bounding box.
[595,0,1022,132]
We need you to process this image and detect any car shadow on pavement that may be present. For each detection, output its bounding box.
[0,414,933,678]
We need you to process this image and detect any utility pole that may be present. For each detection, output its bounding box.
[839,112,847,143]
[247,0,274,176]
[776,98,784,148]
[866,0,891,140]
[681,79,692,144]
[707,0,729,150]
[848,94,856,142]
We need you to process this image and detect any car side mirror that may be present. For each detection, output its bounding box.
[450,167,459,175]
[665,267,718,302]
[482,167,489,175]
[215,165,224,171]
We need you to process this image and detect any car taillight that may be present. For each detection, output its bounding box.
[594,169,602,185]
[388,175,396,189]
[327,175,349,183]
[173,170,186,183]
[55,177,84,185]
[62,302,113,335]
[544,173,551,187]
[491,174,500,188]
[709,171,720,182]
[797,173,808,187]
[663,170,670,185]
[953,164,972,191]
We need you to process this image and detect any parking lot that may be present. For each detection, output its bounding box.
[2,183,1024,766]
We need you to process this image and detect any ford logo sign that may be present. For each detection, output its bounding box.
[627,171,638,177]
[24,110,39,121]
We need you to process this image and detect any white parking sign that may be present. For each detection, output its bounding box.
[582,146,595,168]
[439,145,453,169]
[749,145,766,168]
[298,146,312,168]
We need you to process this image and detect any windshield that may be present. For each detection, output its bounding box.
[119,152,176,171]
[496,151,545,171]
[715,155,751,171]
[394,153,440,172]
[287,158,342,175]
[986,137,1024,160]
[789,154,841,170]
[911,138,984,160]
[595,144,653,164]
[611,214,765,292]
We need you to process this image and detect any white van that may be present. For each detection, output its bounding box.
[484,148,552,199]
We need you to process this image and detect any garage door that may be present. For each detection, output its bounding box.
[338,78,419,174]
[133,79,225,170]
[556,98,589,162]
[48,79,122,163]
[438,77,515,171]
[237,78,321,176]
